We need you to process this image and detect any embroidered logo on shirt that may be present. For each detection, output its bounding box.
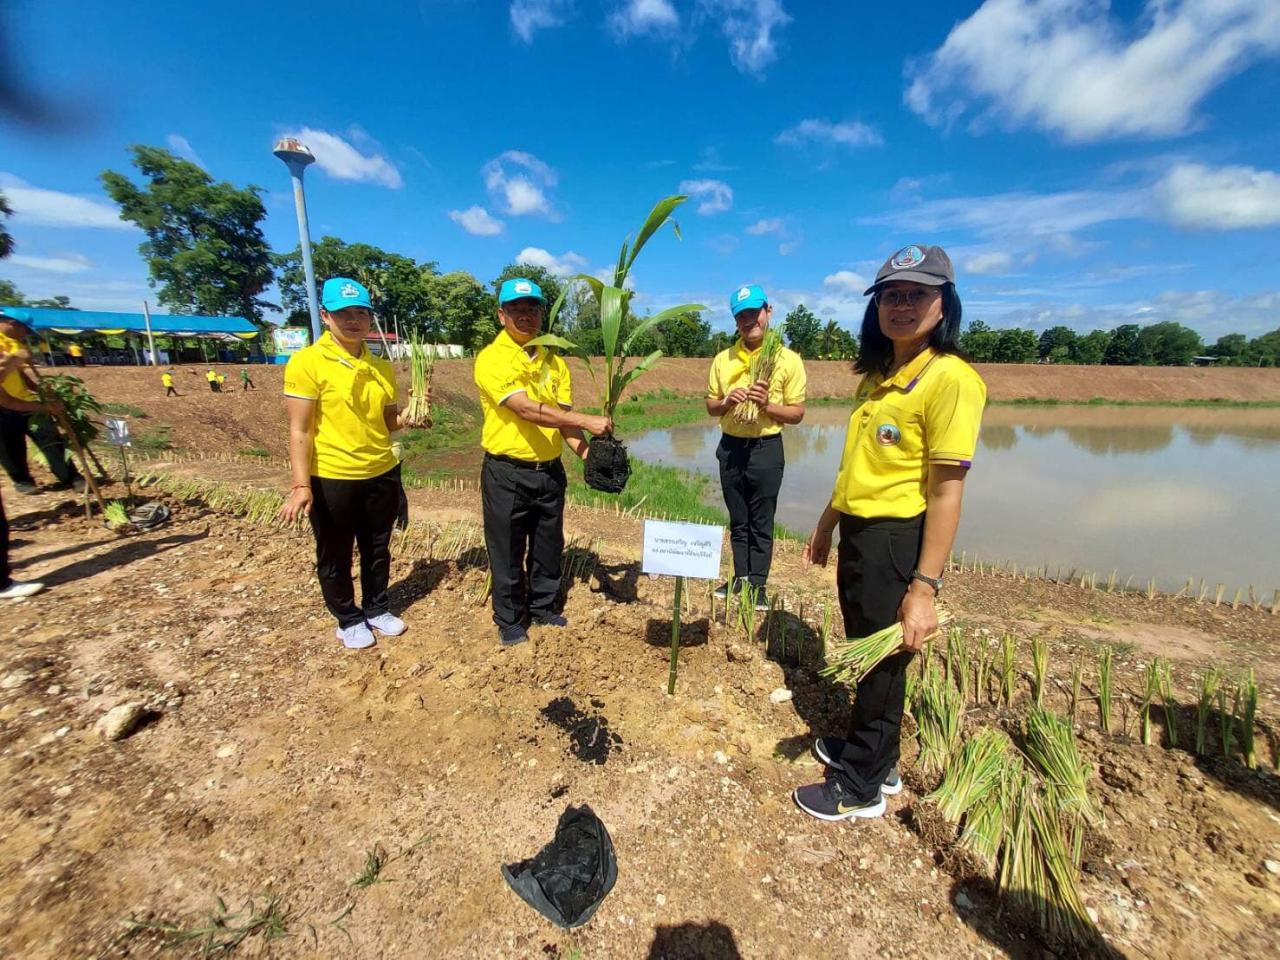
[876,423,902,446]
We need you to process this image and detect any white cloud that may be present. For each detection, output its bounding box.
[778,239,800,256]
[515,246,588,278]
[609,0,679,37]
[448,206,505,236]
[510,0,572,43]
[1154,162,1280,230]
[166,134,205,169]
[823,270,870,295]
[906,0,1280,142]
[679,178,733,215]
[699,0,791,76]
[279,127,402,188]
[7,253,93,274]
[0,174,129,229]
[745,217,783,236]
[775,118,883,149]
[483,151,559,218]
[707,233,739,257]
[964,251,1015,275]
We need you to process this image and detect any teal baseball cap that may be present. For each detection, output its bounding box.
[321,277,372,312]
[499,277,545,305]
[730,284,767,316]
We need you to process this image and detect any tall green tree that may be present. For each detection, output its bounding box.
[656,310,710,357]
[1103,324,1146,365]
[782,304,820,357]
[960,319,998,362]
[101,146,274,326]
[1070,330,1109,365]
[423,270,496,350]
[1137,321,1202,366]
[0,279,22,305]
[0,190,13,260]
[1207,333,1248,364]
[992,328,1038,363]
[1038,325,1077,362]
[25,295,75,309]
[1247,328,1280,367]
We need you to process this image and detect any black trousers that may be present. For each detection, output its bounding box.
[308,465,401,628]
[481,454,566,630]
[716,434,784,588]
[0,488,10,589]
[165,386,177,397]
[833,512,925,801]
[0,410,79,486]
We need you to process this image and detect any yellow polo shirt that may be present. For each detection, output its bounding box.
[0,332,37,402]
[68,343,82,358]
[830,348,986,519]
[206,369,217,382]
[161,372,174,387]
[283,332,399,480]
[707,339,807,438]
[474,330,572,461]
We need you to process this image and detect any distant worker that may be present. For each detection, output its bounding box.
[792,244,987,823]
[206,368,220,392]
[162,369,178,397]
[67,341,84,366]
[474,278,612,647]
[0,310,84,495]
[706,284,807,610]
[0,351,45,599]
[279,278,430,650]
[216,372,227,391]
[240,366,255,390]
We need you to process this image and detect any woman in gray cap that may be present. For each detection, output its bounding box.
[793,244,987,822]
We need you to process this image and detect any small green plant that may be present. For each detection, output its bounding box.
[1238,669,1258,769]
[947,625,971,703]
[1000,633,1017,707]
[103,500,129,528]
[1157,659,1178,748]
[1097,646,1113,734]
[133,424,174,452]
[1139,660,1160,746]
[352,844,391,888]
[238,446,272,459]
[1031,637,1049,708]
[1217,680,1237,760]
[124,890,292,956]
[1194,667,1220,755]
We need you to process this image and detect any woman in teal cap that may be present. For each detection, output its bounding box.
[279,277,429,649]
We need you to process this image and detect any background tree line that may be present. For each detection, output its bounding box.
[1,144,1277,364]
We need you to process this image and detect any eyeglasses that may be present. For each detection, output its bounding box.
[876,288,938,308]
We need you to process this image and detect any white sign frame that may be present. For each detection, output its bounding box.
[641,519,724,581]
[104,417,131,447]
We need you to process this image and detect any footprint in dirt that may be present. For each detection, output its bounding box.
[539,696,622,765]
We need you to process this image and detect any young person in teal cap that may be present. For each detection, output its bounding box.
[474,278,612,647]
[705,284,807,609]
[279,278,430,649]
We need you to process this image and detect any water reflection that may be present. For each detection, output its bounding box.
[628,404,1280,593]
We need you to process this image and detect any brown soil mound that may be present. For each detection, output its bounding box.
[1,458,1277,959]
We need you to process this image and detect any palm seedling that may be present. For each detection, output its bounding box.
[1194,667,1220,755]
[821,611,954,687]
[1097,646,1114,734]
[526,195,705,493]
[1030,637,1048,709]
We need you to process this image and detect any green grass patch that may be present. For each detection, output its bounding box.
[133,424,174,452]
[399,396,482,458]
[566,458,727,525]
[101,402,147,418]
[239,446,272,459]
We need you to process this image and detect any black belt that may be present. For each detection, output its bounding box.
[485,452,560,471]
[719,433,782,446]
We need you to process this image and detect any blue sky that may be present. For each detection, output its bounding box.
[2,0,1279,339]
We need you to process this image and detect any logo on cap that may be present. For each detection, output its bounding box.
[890,245,925,269]
[876,423,902,446]
[737,286,751,302]
[515,280,532,294]
[341,283,359,299]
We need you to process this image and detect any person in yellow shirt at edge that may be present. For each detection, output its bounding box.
[162,369,178,397]
[706,284,807,611]
[793,244,987,822]
[475,278,613,648]
[279,277,429,650]
[206,368,220,392]
[67,341,84,366]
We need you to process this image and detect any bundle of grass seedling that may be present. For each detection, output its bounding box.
[1218,681,1237,760]
[1140,659,1161,746]
[913,662,965,777]
[926,726,1011,823]
[103,499,130,530]
[1238,669,1258,769]
[404,330,434,428]
[731,328,782,424]
[1157,659,1178,747]
[957,764,1010,873]
[822,609,954,687]
[946,625,971,703]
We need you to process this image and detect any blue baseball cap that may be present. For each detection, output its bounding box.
[499,277,545,305]
[321,277,372,312]
[730,284,767,316]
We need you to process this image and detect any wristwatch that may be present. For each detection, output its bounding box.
[910,569,943,594]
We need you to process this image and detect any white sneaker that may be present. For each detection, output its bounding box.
[336,623,376,649]
[0,580,45,600]
[366,613,406,636]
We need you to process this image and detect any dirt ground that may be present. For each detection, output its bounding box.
[1,452,1278,959]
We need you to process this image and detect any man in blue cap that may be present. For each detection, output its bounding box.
[474,278,613,646]
[279,277,429,649]
[705,284,807,609]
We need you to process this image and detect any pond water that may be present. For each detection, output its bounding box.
[627,405,1280,595]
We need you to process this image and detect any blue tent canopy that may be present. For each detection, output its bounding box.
[4,306,258,337]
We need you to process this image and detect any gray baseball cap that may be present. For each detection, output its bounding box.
[864,244,954,295]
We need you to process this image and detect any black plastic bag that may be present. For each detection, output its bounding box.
[584,435,631,494]
[501,804,618,929]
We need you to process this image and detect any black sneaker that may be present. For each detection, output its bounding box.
[793,778,886,821]
[14,482,37,495]
[752,589,772,612]
[712,581,733,601]
[499,624,529,647]
[812,738,902,796]
[532,613,568,627]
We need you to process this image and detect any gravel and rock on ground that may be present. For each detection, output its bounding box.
[0,361,1278,958]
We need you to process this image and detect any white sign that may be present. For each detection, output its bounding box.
[104,418,130,447]
[641,519,724,580]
